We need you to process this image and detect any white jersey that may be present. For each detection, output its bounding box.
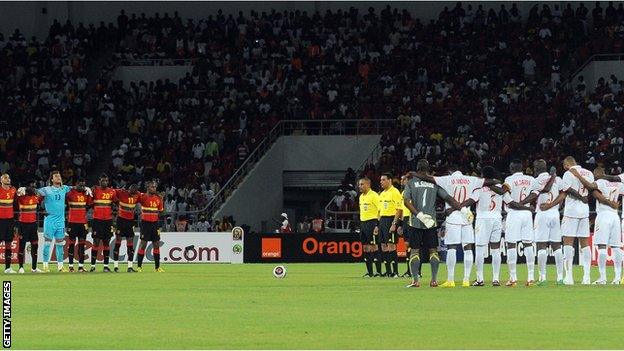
[470,186,502,219]
[561,165,594,218]
[618,173,624,219]
[503,172,535,213]
[531,172,564,214]
[435,171,484,225]
[595,179,624,214]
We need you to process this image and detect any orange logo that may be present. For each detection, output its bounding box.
[302,237,362,258]
[261,238,282,258]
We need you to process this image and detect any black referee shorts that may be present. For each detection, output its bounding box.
[407,226,438,250]
[378,216,397,244]
[359,219,378,245]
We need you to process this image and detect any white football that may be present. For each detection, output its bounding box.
[273,265,287,278]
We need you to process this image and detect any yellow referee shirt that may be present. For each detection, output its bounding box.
[359,190,380,221]
[379,186,403,217]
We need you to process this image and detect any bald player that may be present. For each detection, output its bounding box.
[358,177,381,277]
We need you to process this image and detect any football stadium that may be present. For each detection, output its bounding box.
[2,1,624,349]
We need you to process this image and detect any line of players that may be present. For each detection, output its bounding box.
[358,155,624,287]
[0,171,164,274]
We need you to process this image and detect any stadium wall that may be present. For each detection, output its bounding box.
[282,135,380,171]
[0,1,598,39]
[113,66,194,88]
[572,59,624,92]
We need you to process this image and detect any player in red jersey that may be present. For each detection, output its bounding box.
[90,174,117,272]
[0,174,17,273]
[136,181,164,272]
[113,184,140,272]
[16,180,42,273]
[66,178,93,272]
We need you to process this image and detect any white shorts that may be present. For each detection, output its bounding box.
[561,216,590,238]
[594,212,621,247]
[474,218,502,246]
[444,223,474,246]
[505,211,534,243]
[534,211,561,243]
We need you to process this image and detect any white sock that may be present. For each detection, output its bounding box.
[78,263,84,268]
[537,249,548,280]
[507,247,518,281]
[475,245,486,282]
[524,244,535,281]
[446,248,456,282]
[563,245,574,281]
[57,262,63,270]
[491,248,501,282]
[613,247,622,281]
[43,262,49,269]
[581,246,591,280]
[554,248,564,281]
[463,249,473,282]
[114,261,119,269]
[598,248,608,281]
[128,261,133,268]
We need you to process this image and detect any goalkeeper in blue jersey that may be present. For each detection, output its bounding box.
[18,171,91,272]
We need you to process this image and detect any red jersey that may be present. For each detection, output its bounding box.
[139,193,163,222]
[93,187,117,220]
[17,195,41,223]
[116,189,140,220]
[66,189,92,224]
[0,186,16,219]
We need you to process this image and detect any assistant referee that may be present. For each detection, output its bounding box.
[358,177,381,277]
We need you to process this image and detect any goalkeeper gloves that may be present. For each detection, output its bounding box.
[460,207,474,224]
[416,212,436,229]
[84,187,93,197]
[17,187,26,196]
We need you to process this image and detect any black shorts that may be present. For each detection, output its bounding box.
[116,218,135,238]
[67,223,88,240]
[17,222,38,242]
[140,221,160,242]
[378,216,397,244]
[406,226,438,250]
[92,219,114,241]
[0,219,15,242]
[360,219,378,245]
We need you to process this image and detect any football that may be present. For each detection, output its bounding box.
[272,265,287,278]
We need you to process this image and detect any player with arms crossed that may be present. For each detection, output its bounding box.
[90,174,117,272]
[358,177,381,277]
[560,156,594,285]
[66,178,92,272]
[15,180,42,273]
[113,184,140,272]
[459,166,507,286]
[412,164,493,287]
[0,174,17,273]
[378,173,403,277]
[520,160,565,285]
[136,181,165,272]
[590,167,623,284]
[403,159,462,288]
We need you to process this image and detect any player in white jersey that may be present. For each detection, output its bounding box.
[560,156,595,285]
[415,165,499,288]
[460,166,506,286]
[520,160,566,285]
[593,170,624,284]
[591,167,623,284]
[502,159,538,287]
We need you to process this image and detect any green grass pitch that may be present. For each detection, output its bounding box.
[7,263,624,349]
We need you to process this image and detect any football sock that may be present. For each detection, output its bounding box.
[154,247,160,269]
[563,245,575,280]
[475,245,486,282]
[430,252,440,282]
[42,240,52,263]
[18,239,26,268]
[67,239,75,264]
[581,246,591,280]
[613,247,623,281]
[127,240,135,265]
[30,241,38,269]
[137,248,145,267]
[446,248,456,282]
[463,248,473,282]
[598,248,608,281]
[391,250,398,275]
[409,252,420,281]
[374,251,382,274]
[4,244,11,269]
[113,238,122,262]
[491,248,501,282]
[55,242,64,269]
[78,240,85,264]
[537,249,548,280]
[364,251,373,275]
[507,247,518,281]
[554,247,564,281]
[405,248,411,275]
[103,245,110,266]
[524,244,535,281]
[91,245,98,265]
[383,251,391,275]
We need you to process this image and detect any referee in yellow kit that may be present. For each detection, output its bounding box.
[358,177,381,277]
[378,173,404,277]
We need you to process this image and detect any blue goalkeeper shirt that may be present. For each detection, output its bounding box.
[38,185,72,225]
